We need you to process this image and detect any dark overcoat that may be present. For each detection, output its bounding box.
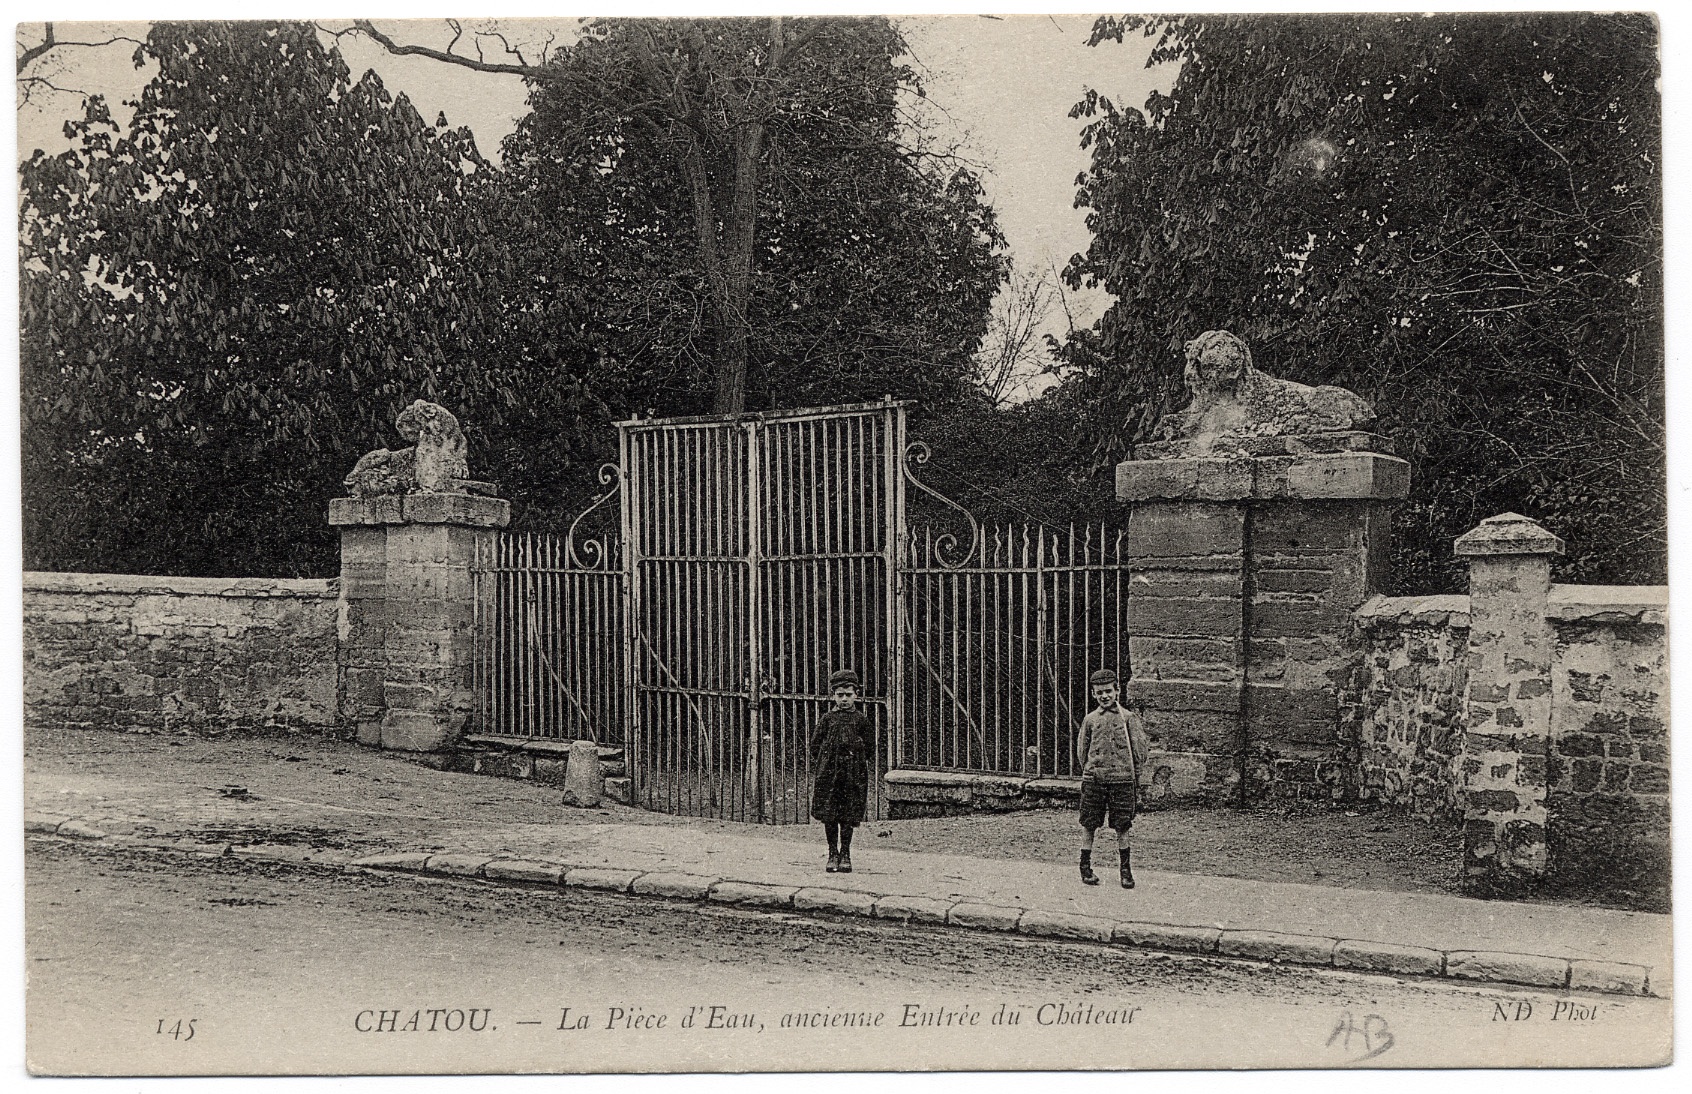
[809,709,873,824]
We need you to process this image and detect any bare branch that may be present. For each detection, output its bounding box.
[351,19,558,81]
[16,22,57,74]
[17,22,147,76]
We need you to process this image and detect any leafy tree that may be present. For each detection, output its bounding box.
[492,16,1003,422]
[354,17,1005,417]
[20,21,604,576]
[1062,13,1662,591]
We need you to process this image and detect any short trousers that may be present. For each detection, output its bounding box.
[1079,777,1136,832]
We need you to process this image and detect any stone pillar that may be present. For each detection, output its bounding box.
[329,492,510,751]
[1117,443,1408,799]
[1453,512,1563,888]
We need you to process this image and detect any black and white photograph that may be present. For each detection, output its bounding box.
[10,3,1677,1077]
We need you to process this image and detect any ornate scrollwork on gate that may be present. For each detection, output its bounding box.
[564,462,622,571]
[903,440,982,569]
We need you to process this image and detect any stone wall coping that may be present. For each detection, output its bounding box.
[23,571,338,599]
[1352,587,1667,629]
[1548,583,1668,624]
[1353,593,1471,628]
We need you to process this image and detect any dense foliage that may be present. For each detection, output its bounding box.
[19,19,1006,575]
[1061,13,1663,590]
[20,22,603,575]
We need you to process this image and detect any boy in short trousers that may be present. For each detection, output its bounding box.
[1075,668,1151,888]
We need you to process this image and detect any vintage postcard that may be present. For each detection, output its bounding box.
[14,6,1675,1078]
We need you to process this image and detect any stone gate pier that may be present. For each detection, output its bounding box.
[328,401,508,751]
[1115,331,1409,800]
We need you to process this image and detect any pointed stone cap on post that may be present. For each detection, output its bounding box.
[1453,513,1564,558]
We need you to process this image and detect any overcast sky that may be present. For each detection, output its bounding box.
[16,14,1169,349]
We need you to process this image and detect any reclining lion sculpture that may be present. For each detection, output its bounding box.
[344,400,470,496]
[1153,330,1375,455]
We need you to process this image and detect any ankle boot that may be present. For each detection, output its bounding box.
[826,851,840,873]
[838,851,852,873]
[1120,849,1135,889]
[1079,850,1100,886]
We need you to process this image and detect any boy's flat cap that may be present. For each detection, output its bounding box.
[828,669,860,688]
[1088,668,1120,685]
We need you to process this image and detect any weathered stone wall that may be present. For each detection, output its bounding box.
[1342,576,1669,900]
[1544,586,1670,904]
[22,572,342,736]
[1346,595,1470,820]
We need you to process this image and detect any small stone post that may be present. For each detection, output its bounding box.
[562,739,604,807]
[1453,512,1564,888]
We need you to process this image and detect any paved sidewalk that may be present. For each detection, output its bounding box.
[24,733,1671,999]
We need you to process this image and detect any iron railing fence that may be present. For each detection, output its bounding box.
[467,401,1134,823]
[901,522,1130,778]
[471,526,625,747]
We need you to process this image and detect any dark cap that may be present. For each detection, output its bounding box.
[828,669,860,689]
[1088,669,1119,686]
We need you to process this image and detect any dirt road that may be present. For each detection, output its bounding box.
[26,840,1668,1075]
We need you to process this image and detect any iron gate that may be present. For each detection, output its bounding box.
[471,399,1130,822]
[621,400,905,823]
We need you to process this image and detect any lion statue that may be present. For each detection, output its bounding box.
[1153,330,1374,453]
[344,400,470,496]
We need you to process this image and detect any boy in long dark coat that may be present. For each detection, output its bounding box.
[810,668,872,873]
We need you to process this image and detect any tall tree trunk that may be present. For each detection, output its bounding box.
[677,123,763,416]
[710,122,765,414]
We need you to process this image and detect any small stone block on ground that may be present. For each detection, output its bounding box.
[794,888,880,917]
[1018,910,1114,943]
[56,820,109,840]
[425,853,494,877]
[1446,950,1569,989]
[1333,940,1445,977]
[1113,922,1222,953]
[484,860,566,885]
[1219,930,1337,965]
[564,867,642,893]
[873,895,955,924]
[947,903,1023,932]
[708,882,798,908]
[350,852,432,872]
[1568,960,1651,996]
[23,812,69,834]
[631,873,719,900]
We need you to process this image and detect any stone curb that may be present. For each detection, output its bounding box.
[425,853,495,878]
[26,826,1657,998]
[708,881,797,908]
[485,859,566,885]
